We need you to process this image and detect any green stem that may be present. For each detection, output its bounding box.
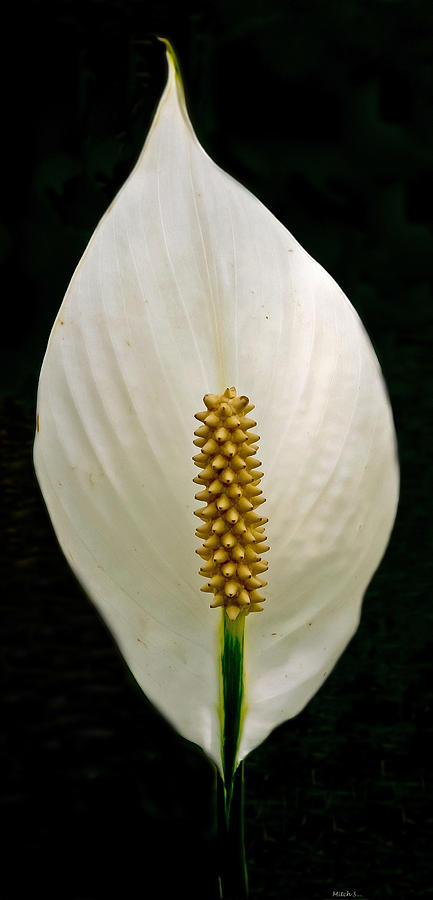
[217,612,248,899]
[217,762,248,899]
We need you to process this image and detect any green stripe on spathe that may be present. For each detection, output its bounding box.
[221,611,245,821]
[157,37,184,90]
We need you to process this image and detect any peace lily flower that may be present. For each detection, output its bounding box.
[34,41,399,882]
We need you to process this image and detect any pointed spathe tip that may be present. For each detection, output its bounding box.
[157,37,184,90]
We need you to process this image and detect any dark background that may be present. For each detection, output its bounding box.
[1,1,432,897]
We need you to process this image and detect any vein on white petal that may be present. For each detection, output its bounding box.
[262,239,286,417]
[252,604,339,652]
[286,318,362,544]
[76,261,191,532]
[71,305,168,516]
[112,206,135,350]
[187,143,226,391]
[48,503,214,690]
[156,138,208,389]
[336,411,381,535]
[249,644,350,705]
[227,190,239,388]
[261,410,393,625]
[267,238,290,411]
[251,669,332,710]
[46,393,185,612]
[51,328,113,480]
[255,444,393,659]
[135,190,191,442]
[119,195,190,446]
[249,587,362,694]
[306,278,340,441]
[38,424,213,666]
[51,329,196,606]
[36,453,135,629]
[268,270,317,477]
[97,229,151,447]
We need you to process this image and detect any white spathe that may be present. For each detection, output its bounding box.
[34,48,399,772]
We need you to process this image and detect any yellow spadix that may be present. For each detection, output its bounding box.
[193,387,269,619]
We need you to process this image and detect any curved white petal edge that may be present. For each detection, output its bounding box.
[34,48,399,773]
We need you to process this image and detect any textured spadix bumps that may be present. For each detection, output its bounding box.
[34,44,399,773]
[194,387,269,618]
